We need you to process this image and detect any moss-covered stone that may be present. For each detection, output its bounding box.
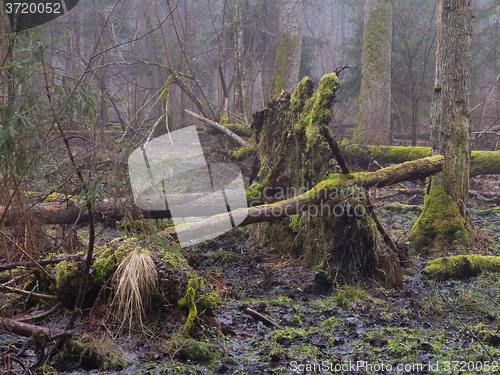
[423,255,500,279]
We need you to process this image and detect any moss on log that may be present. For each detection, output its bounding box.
[423,255,500,280]
[340,142,500,177]
[236,74,447,287]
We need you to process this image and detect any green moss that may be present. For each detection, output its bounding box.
[65,338,128,370]
[162,252,190,272]
[470,150,500,177]
[198,291,219,310]
[178,278,204,335]
[167,337,221,362]
[292,73,339,152]
[423,255,500,280]
[232,145,257,160]
[246,182,264,201]
[55,261,80,298]
[273,36,301,97]
[289,214,302,233]
[179,287,196,335]
[290,76,314,112]
[342,143,432,164]
[409,185,470,252]
[92,238,137,287]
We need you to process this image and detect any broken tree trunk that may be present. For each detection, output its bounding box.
[244,73,442,288]
[340,143,500,177]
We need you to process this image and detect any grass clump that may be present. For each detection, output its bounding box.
[111,247,158,331]
[332,285,371,308]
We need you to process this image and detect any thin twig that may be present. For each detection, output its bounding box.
[0,284,58,301]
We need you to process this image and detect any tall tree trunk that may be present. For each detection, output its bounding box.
[261,0,279,102]
[409,0,473,251]
[273,0,303,96]
[353,0,392,145]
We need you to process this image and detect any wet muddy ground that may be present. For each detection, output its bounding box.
[2,182,500,375]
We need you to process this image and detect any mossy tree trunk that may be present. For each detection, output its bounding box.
[273,0,303,96]
[409,0,473,251]
[353,0,392,145]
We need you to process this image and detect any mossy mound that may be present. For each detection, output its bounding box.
[167,337,221,363]
[62,338,128,371]
[423,255,500,280]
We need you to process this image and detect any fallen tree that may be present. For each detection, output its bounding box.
[166,155,444,236]
[1,155,443,227]
[340,143,500,177]
[423,255,500,279]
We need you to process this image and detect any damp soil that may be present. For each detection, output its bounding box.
[2,182,500,375]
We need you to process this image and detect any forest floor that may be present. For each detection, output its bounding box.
[2,180,500,375]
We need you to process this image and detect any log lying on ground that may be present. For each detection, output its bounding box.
[166,155,444,238]
[1,193,248,226]
[1,156,444,227]
[423,255,500,280]
[0,317,62,337]
[340,143,500,177]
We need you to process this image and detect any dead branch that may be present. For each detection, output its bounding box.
[0,284,59,301]
[469,190,500,204]
[185,109,250,147]
[17,302,63,323]
[243,307,277,327]
[319,126,350,174]
[0,256,70,272]
[372,186,424,200]
[165,156,444,240]
[0,317,62,337]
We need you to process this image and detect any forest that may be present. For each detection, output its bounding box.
[1,0,500,373]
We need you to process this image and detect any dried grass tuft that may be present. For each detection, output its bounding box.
[111,247,157,331]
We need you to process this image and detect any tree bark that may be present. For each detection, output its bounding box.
[353,0,392,145]
[409,0,473,251]
[273,0,303,96]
